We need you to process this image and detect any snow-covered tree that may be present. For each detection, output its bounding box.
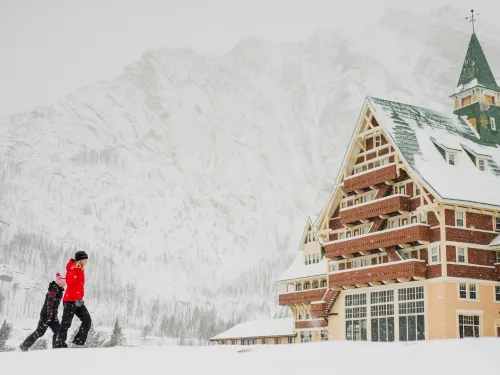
[86,325,105,348]
[0,320,14,352]
[104,319,126,347]
[141,325,152,340]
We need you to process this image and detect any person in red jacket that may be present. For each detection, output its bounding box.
[55,251,92,348]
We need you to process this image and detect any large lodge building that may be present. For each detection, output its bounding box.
[211,32,500,344]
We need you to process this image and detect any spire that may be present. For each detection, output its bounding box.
[456,33,500,92]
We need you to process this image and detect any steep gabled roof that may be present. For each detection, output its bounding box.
[368,97,500,207]
[456,33,500,93]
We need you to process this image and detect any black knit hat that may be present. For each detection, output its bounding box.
[75,251,88,261]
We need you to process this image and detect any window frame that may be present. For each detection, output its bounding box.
[491,117,497,131]
[495,216,500,232]
[374,135,381,148]
[430,246,440,264]
[458,314,480,339]
[458,282,479,301]
[455,210,465,227]
[447,152,456,165]
[494,285,500,303]
[456,247,467,264]
[477,158,486,171]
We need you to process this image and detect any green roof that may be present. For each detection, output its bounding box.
[457,33,500,92]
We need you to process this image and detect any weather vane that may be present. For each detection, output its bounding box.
[465,9,479,33]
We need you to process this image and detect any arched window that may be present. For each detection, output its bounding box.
[312,280,319,289]
[304,281,311,290]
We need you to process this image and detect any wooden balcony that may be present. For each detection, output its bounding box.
[339,195,410,224]
[329,259,427,287]
[325,224,430,258]
[278,288,326,306]
[343,164,397,193]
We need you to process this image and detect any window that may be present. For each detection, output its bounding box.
[305,313,310,320]
[345,293,367,341]
[274,338,280,344]
[459,283,467,299]
[420,212,427,224]
[456,247,467,263]
[300,331,312,343]
[430,246,440,264]
[495,216,500,232]
[478,159,486,171]
[331,263,339,272]
[304,282,311,290]
[455,211,465,227]
[353,258,361,268]
[288,337,294,344]
[399,286,425,341]
[415,185,421,197]
[462,96,472,106]
[411,216,418,224]
[262,338,267,344]
[459,283,478,300]
[371,290,395,342]
[296,283,302,291]
[313,280,319,289]
[339,232,346,240]
[321,279,327,288]
[364,257,372,266]
[495,286,500,302]
[375,135,381,148]
[459,315,480,338]
[469,284,477,300]
[320,331,328,341]
[221,340,227,345]
[447,153,455,165]
[374,160,381,168]
[401,218,408,226]
[491,117,497,131]
[231,340,236,345]
[497,251,500,264]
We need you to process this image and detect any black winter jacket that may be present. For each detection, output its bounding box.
[40,281,65,323]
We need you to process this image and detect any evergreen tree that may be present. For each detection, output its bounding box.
[0,320,14,352]
[86,325,105,348]
[141,325,152,340]
[31,338,48,351]
[105,319,126,347]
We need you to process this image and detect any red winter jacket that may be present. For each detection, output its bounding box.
[62,259,85,302]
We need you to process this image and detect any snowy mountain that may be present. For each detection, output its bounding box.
[1,7,500,340]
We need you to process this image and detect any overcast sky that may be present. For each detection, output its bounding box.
[1,0,498,117]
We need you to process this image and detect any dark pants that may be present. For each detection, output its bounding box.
[55,301,92,347]
[21,318,60,349]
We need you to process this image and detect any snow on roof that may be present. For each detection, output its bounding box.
[489,234,500,248]
[277,252,327,282]
[211,318,295,340]
[368,97,500,207]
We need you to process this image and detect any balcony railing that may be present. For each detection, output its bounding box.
[343,164,397,193]
[339,194,410,224]
[325,224,430,258]
[328,259,426,287]
[278,288,326,306]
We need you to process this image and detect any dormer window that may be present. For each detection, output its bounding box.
[374,135,381,148]
[477,158,486,171]
[447,152,456,165]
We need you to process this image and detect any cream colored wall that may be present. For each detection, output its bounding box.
[427,281,500,339]
[304,241,321,255]
[328,290,345,340]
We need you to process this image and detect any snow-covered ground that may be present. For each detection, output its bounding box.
[1,339,498,374]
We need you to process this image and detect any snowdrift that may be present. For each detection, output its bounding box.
[1,339,498,375]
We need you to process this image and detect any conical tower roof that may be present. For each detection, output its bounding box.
[456,33,500,92]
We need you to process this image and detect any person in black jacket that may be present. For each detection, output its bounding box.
[19,273,66,351]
